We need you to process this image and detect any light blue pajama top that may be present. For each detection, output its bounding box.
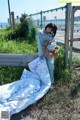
[37,29,56,83]
[37,29,56,57]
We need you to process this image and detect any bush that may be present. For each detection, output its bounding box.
[7,13,37,41]
[28,27,37,43]
[54,46,65,80]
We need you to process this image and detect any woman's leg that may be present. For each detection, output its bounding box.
[46,58,54,83]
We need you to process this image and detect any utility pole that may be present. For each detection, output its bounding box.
[7,0,11,25]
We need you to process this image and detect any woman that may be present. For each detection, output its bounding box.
[37,23,57,88]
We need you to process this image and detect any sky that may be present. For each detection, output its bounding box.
[0,0,80,23]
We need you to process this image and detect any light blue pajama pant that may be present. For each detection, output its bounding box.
[46,57,54,83]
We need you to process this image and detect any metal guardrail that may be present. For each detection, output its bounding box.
[0,54,38,66]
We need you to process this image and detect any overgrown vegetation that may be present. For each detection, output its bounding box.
[5,13,37,43]
[54,45,65,80]
[0,39,37,54]
[0,15,38,84]
[0,66,24,85]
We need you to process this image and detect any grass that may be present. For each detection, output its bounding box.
[0,39,37,54]
[0,29,37,54]
[0,66,25,85]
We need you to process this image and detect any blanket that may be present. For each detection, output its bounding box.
[0,57,51,119]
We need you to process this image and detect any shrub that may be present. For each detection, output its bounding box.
[28,27,37,43]
[54,45,65,80]
[7,13,37,41]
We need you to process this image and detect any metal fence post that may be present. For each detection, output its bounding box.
[65,3,71,67]
[11,11,15,32]
[40,11,43,29]
[69,6,74,68]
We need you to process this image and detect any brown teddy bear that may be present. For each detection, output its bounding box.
[42,40,59,58]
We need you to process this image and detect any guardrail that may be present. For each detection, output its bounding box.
[0,54,38,66]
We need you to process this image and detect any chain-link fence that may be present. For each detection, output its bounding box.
[29,6,66,45]
[69,6,80,67]
[73,8,80,66]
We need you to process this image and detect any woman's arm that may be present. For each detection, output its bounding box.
[37,32,44,58]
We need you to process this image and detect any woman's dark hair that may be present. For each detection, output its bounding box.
[45,23,57,36]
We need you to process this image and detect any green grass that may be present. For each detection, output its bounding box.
[0,39,37,54]
[0,66,25,85]
[0,29,37,54]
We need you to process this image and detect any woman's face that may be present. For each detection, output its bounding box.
[45,27,52,34]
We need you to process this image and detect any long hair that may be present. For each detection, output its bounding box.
[45,23,57,36]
